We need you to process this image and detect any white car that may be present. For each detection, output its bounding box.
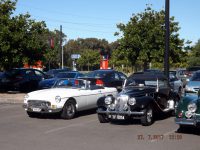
[169,72,183,96]
[23,78,118,119]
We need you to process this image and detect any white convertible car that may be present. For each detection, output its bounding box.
[23,78,118,119]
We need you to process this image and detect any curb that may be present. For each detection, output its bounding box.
[0,93,25,104]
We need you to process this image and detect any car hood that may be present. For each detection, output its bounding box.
[26,87,85,101]
[119,86,156,97]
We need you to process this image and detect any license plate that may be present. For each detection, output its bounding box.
[111,115,125,120]
[117,115,125,120]
[32,108,41,112]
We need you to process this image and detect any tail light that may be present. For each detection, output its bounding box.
[96,79,104,86]
[75,80,79,85]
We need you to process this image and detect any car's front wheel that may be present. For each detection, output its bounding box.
[98,114,110,123]
[97,108,110,123]
[61,100,76,119]
[27,111,38,118]
[141,105,154,126]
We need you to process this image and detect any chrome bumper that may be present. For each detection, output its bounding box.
[23,104,62,113]
[175,116,200,126]
[97,109,144,115]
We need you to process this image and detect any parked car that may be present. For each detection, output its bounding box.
[175,69,188,87]
[184,70,200,96]
[0,71,3,77]
[169,71,183,96]
[185,66,200,78]
[175,94,200,130]
[23,78,118,119]
[96,72,180,126]
[38,71,84,89]
[0,68,48,92]
[86,69,127,92]
[144,69,162,73]
[46,68,71,78]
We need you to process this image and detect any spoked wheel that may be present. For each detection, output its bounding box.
[61,100,76,119]
[141,105,154,126]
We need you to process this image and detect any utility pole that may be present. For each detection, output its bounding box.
[60,25,63,69]
[164,0,170,82]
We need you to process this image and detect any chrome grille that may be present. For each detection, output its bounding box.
[115,95,128,111]
[28,100,51,107]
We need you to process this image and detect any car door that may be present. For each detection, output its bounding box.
[106,72,118,87]
[157,79,171,108]
[25,70,39,90]
[107,72,124,91]
[34,70,45,81]
[86,85,103,109]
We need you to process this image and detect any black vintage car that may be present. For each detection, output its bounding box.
[96,72,180,126]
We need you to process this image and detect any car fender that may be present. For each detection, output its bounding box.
[133,96,155,109]
[97,96,106,108]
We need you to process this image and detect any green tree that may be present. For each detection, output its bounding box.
[64,38,110,70]
[0,0,49,70]
[43,30,67,70]
[188,40,200,66]
[115,6,186,71]
[76,49,100,71]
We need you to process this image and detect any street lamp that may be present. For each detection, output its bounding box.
[164,0,170,82]
[62,39,67,69]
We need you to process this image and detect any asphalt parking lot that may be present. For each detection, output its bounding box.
[0,93,200,150]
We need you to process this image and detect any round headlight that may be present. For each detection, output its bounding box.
[55,96,61,103]
[187,102,197,113]
[185,111,193,118]
[105,96,112,105]
[128,98,136,105]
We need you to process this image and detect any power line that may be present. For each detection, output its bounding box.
[31,15,116,28]
[17,3,121,22]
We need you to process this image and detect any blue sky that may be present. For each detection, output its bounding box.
[14,0,200,45]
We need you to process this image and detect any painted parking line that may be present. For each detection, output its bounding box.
[45,119,97,134]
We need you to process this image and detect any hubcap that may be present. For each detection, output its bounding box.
[147,109,153,122]
[66,104,75,116]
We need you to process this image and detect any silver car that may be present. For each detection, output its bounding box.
[185,70,200,96]
[169,72,183,96]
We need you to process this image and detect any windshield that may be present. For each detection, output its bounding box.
[191,72,200,81]
[54,79,94,89]
[87,70,111,78]
[125,78,165,87]
[55,72,77,78]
